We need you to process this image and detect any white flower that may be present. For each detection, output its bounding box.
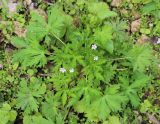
[69,68,74,73]
[59,67,66,73]
[149,23,153,27]
[91,44,97,50]
[93,56,99,61]
[157,38,160,44]
[158,64,160,68]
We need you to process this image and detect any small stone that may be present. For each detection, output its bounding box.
[131,19,141,33]
[8,1,17,13]
[25,0,32,5]
[147,114,160,124]
[111,0,122,7]
[156,38,160,44]
[0,64,3,69]
[137,35,150,44]
[29,3,34,10]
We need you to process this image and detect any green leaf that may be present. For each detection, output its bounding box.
[103,62,116,83]
[94,26,114,53]
[26,11,48,42]
[41,93,64,124]
[48,6,67,38]
[108,116,121,124]
[88,2,117,20]
[130,73,150,89]
[11,37,28,48]
[62,92,67,106]
[0,103,17,124]
[126,44,152,72]
[23,115,53,124]
[141,1,157,14]
[52,43,84,68]
[104,94,127,112]
[13,45,47,67]
[89,96,111,121]
[132,0,142,3]
[121,73,150,107]
[140,100,152,113]
[126,91,140,107]
[87,85,127,120]
[69,82,101,109]
[16,79,46,114]
[132,0,152,4]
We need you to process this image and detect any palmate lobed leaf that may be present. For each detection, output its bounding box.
[11,37,28,48]
[126,44,152,72]
[13,45,47,67]
[41,93,64,124]
[23,115,53,124]
[16,79,46,114]
[51,43,85,68]
[26,11,48,42]
[88,2,117,20]
[48,6,66,38]
[72,86,101,112]
[94,25,114,53]
[85,85,127,121]
[26,6,72,42]
[12,5,74,68]
[121,73,151,107]
[48,5,73,39]
[86,93,127,121]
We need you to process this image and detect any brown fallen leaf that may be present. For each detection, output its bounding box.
[131,18,141,33]
[13,21,27,37]
[111,0,122,7]
[137,35,150,44]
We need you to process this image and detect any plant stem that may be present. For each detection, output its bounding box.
[50,32,65,45]
[109,57,131,61]
[116,68,128,71]
[63,107,71,121]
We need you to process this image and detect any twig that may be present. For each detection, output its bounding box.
[38,73,52,77]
